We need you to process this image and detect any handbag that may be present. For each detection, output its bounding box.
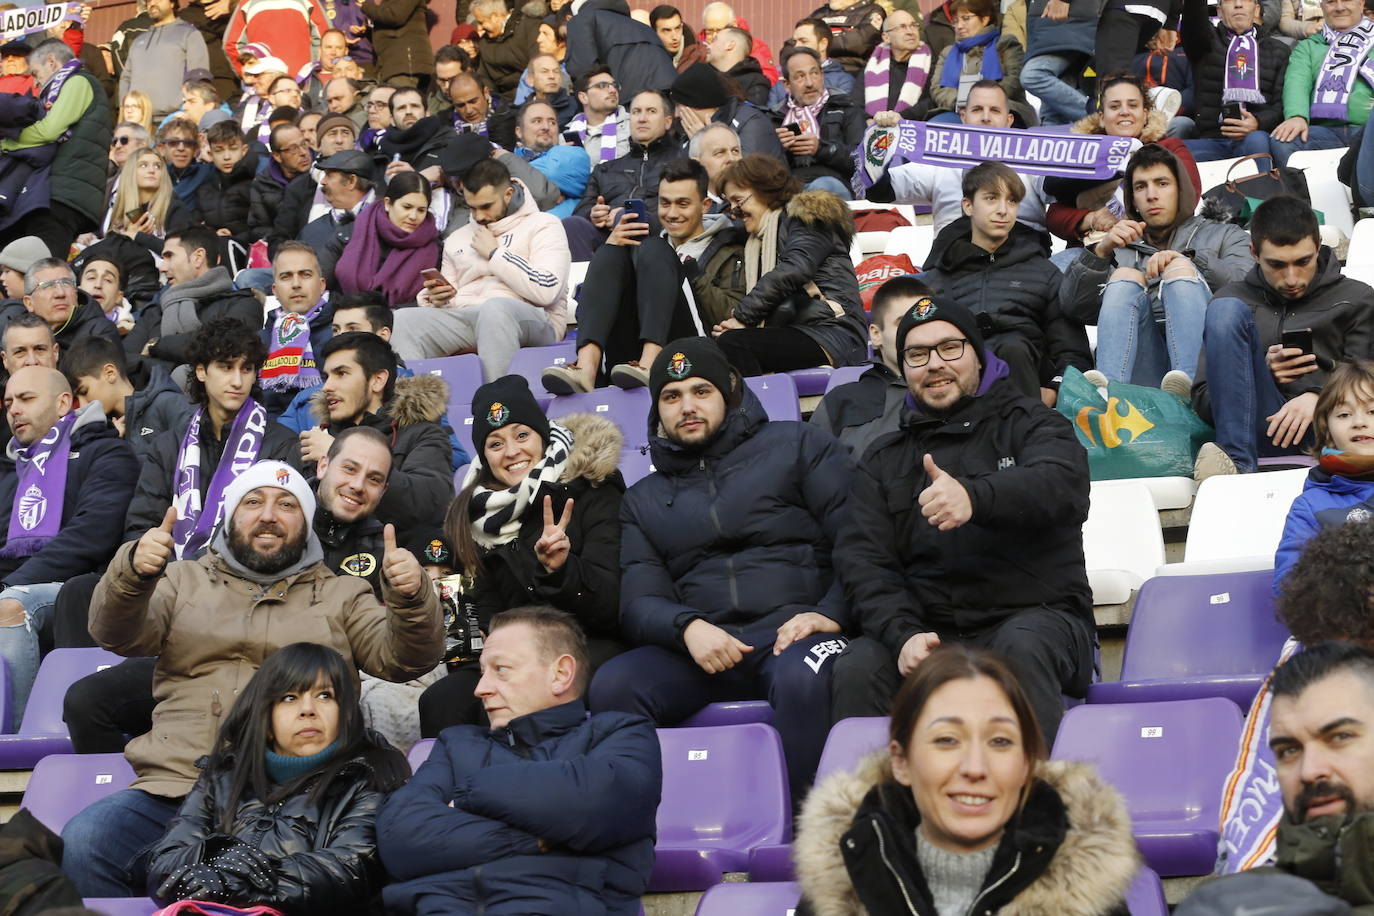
[1202,153,1311,226]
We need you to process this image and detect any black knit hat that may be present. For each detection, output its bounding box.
[894,295,986,373]
[469,374,550,458]
[670,63,728,109]
[649,337,738,405]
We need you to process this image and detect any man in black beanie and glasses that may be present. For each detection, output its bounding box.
[831,294,1096,744]
[589,336,853,802]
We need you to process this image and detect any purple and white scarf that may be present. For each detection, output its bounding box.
[1311,17,1374,120]
[454,110,488,137]
[239,97,272,145]
[1223,29,1265,104]
[171,400,268,559]
[864,43,931,118]
[853,121,1141,195]
[565,110,619,163]
[39,57,82,111]
[0,411,76,558]
[783,89,830,136]
[260,300,325,392]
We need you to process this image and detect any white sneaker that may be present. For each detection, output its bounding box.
[1150,86,1183,123]
[1161,370,1193,401]
[1194,442,1239,482]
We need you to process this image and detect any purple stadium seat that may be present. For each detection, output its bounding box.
[547,387,652,457]
[679,700,773,728]
[750,716,889,881]
[453,463,471,491]
[1086,570,1290,707]
[448,401,475,446]
[506,342,577,406]
[406,354,485,408]
[83,899,159,915]
[652,724,790,891]
[618,447,656,486]
[0,648,125,768]
[22,752,136,833]
[745,375,801,422]
[822,365,867,394]
[694,881,800,914]
[1125,867,1168,916]
[408,738,435,772]
[787,367,834,397]
[1052,698,1243,876]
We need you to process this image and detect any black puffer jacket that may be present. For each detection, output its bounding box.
[360,0,432,83]
[464,414,625,640]
[148,740,405,914]
[920,218,1092,387]
[270,172,320,257]
[619,388,853,649]
[1193,249,1374,422]
[836,356,1094,650]
[808,0,884,75]
[375,116,452,172]
[121,359,196,462]
[53,291,121,351]
[809,361,909,461]
[476,8,541,103]
[248,158,295,243]
[769,91,866,184]
[316,508,385,599]
[713,96,786,162]
[732,189,868,368]
[195,148,259,247]
[127,268,264,368]
[723,56,771,109]
[1181,1,1289,140]
[574,132,682,227]
[565,0,678,103]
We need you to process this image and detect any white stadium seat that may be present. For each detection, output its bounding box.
[1083,481,1165,605]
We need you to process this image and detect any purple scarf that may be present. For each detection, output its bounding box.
[0,411,76,559]
[39,58,82,111]
[1223,28,1264,105]
[565,110,618,162]
[336,199,439,304]
[864,43,931,117]
[260,300,325,392]
[939,29,1002,88]
[171,400,268,559]
[1312,17,1374,119]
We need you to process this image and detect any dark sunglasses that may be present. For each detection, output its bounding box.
[111,135,133,146]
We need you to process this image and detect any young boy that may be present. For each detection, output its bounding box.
[62,336,193,460]
[196,120,259,248]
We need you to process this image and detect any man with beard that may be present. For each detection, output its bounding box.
[514,99,590,218]
[63,458,443,897]
[375,87,452,178]
[830,296,1096,745]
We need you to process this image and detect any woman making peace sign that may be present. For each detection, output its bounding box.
[417,375,628,736]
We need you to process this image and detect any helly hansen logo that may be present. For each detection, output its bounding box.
[805,638,848,674]
[998,456,1016,470]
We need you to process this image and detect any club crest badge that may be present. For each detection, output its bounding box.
[275,467,291,486]
[911,297,937,321]
[424,539,449,563]
[341,553,377,577]
[667,351,691,379]
[487,402,509,426]
[17,483,45,531]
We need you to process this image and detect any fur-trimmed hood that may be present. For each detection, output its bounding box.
[1072,108,1169,143]
[794,751,1139,916]
[786,189,857,244]
[310,373,450,428]
[555,412,623,486]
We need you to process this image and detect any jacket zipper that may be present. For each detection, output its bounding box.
[473,864,485,916]
[870,820,919,915]
[701,458,739,609]
[965,851,1021,915]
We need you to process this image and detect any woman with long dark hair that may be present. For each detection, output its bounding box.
[334,171,439,306]
[148,642,408,913]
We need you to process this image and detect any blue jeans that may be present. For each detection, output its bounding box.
[1022,53,1088,125]
[232,266,275,293]
[1050,248,1086,273]
[1268,123,1359,168]
[588,627,845,800]
[1095,275,1209,385]
[0,582,61,728]
[804,175,853,200]
[61,787,184,896]
[1184,131,1275,171]
[1201,297,1311,471]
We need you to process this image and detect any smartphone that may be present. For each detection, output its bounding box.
[786,123,803,135]
[420,268,448,287]
[621,198,648,224]
[1281,327,1315,355]
[125,205,147,222]
[1221,102,1243,122]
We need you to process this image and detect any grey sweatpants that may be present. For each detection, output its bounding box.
[391,299,559,382]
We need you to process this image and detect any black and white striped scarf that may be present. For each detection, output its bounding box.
[464,421,573,548]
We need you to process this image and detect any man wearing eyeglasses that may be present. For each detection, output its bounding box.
[249,122,313,242]
[566,66,630,164]
[831,294,1095,746]
[16,259,120,352]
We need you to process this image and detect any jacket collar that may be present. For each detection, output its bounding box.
[648,387,767,474]
[493,698,588,748]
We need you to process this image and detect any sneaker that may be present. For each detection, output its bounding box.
[541,364,592,395]
[1194,442,1239,482]
[609,362,650,389]
[1150,86,1183,123]
[1161,369,1193,401]
[1082,369,1109,389]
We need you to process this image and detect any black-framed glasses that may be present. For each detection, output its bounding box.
[588,79,619,91]
[726,192,753,219]
[903,338,968,368]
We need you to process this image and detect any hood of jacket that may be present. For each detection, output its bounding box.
[309,373,449,428]
[1123,143,1198,235]
[122,360,183,417]
[795,751,1139,916]
[557,412,623,485]
[786,187,856,244]
[1073,108,1169,143]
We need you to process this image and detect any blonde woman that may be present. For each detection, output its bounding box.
[120,89,155,135]
[106,148,192,253]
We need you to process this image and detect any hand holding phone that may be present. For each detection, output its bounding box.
[620,198,648,225]
[1281,327,1314,356]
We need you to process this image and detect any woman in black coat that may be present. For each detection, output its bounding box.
[148,642,409,914]
[417,375,627,737]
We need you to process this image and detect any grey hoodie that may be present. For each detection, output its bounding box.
[119,19,211,118]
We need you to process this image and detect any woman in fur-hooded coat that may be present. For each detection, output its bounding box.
[794,751,1139,915]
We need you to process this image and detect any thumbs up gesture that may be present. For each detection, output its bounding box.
[534,495,574,574]
[916,454,972,531]
[133,507,178,577]
[381,523,425,599]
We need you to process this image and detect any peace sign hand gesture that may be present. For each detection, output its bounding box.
[534,496,574,573]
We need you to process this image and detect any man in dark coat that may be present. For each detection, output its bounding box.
[918,162,1091,400]
[7,259,120,356]
[360,0,432,87]
[472,0,541,104]
[589,337,853,800]
[378,606,661,916]
[574,89,683,232]
[831,296,1095,744]
[769,46,865,196]
[670,62,785,161]
[808,0,885,74]
[248,122,313,243]
[707,25,770,108]
[566,0,678,103]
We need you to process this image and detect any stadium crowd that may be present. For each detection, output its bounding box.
[2,0,1374,911]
